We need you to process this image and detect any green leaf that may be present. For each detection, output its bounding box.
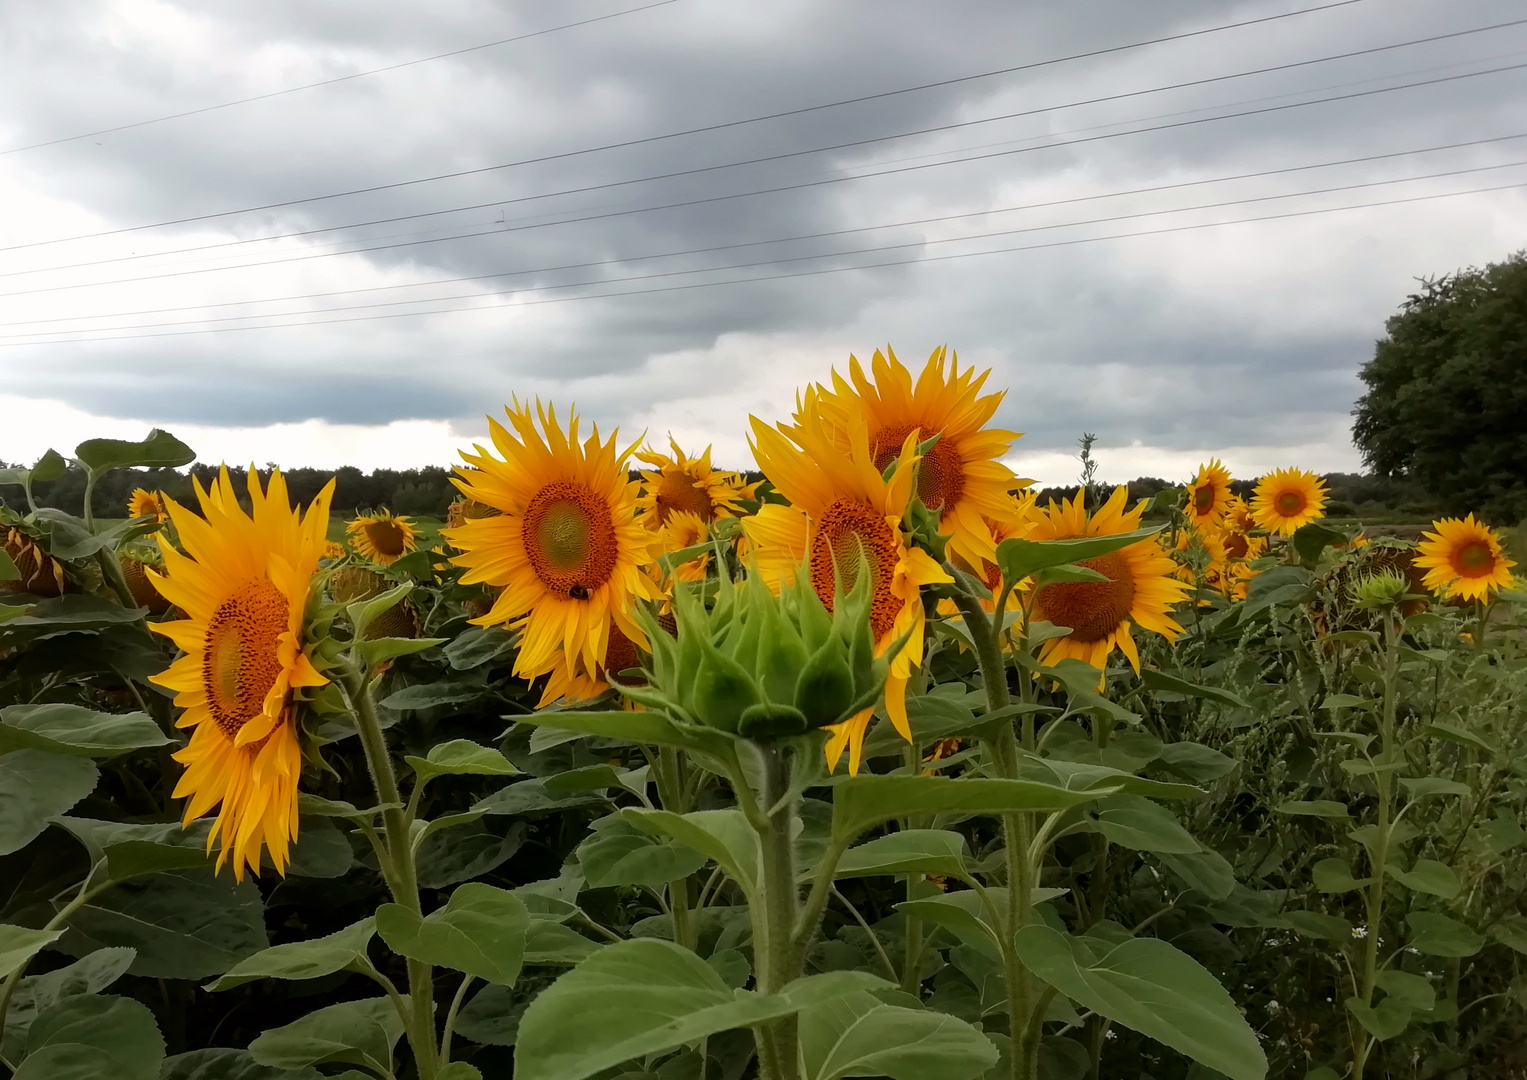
[13,1045,124,1080]
[354,636,446,665]
[248,998,403,1075]
[406,739,519,782]
[1021,757,1202,801]
[73,429,194,476]
[524,921,602,966]
[439,1064,484,1080]
[1406,912,1484,957]
[345,583,413,639]
[1291,522,1346,566]
[444,627,518,670]
[996,528,1162,584]
[1386,859,1461,899]
[0,704,170,758]
[296,794,401,821]
[0,548,17,583]
[832,775,1107,844]
[511,709,716,754]
[1153,742,1235,783]
[798,989,997,1080]
[1422,722,1497,755]
[896,893,1002,955]
[0,750,99,856]
[474,778,606,816]
[30,449,68,485]
[1277,911,1353,941]
[1312,858,1370,894]
[624,810,760,898]
[1344,996,1411,1041]
[1155,849,1236,901]
[1398,777,1471,799]
[52,818,211,880]
[835,830,969,879]
[0,925,64,980]
[1089,796,1199,854]
[1274,800,1349,819]
[1489,915,1527,955]
[207,918,375,991]
[160,1047,325,1079]
[1,948,135,1061]
[513,939,798,1080]
[1375,969,1436,1011]
[376,883,530,986]
[1140,670,1251,710]
[23,995,165,1080]
[380,679,486,711]
[415,820,526,889]
[1014,926,1266,1080]
[577,815,707,891]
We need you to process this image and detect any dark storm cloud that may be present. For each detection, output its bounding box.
[0,0,1524,473]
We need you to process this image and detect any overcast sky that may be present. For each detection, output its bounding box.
[1,0,1524,485]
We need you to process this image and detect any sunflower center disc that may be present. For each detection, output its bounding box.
[203,578,288,737]
[1276,492,1305,516]
[602,623,645,686]
[364,520,407,557]
[1193,485,1215,512]
[654,474,713,526]
[1033,551,1136,643]
[1456,541,1494,575]
[1223,532,1249,559]
[810,498,901,640]
[873,424,965,512]
[524,482,620,598]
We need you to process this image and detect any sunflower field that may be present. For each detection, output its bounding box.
[1,347,1524,1080]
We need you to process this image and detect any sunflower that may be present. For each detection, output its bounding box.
[1251,468,1328,536]
[322,540,347,560]
[807,345,1027,571]
[146,467,333,880]
[347,510,418,566]
[942,491,1038,615]
[637,438,755,527]
[127,488,168,522]
[444,400,659,685]
[120,550,171,615]
[1173,524,1229,589]
[654,509,712,582]
[1414,515,1517,602]
[1184,460,1233,529]
[1024,487,1189,674]
[1,525,68,597]
[744,394,951,774]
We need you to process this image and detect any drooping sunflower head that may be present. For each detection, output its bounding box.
[1414,514,1517,602]
[128,488,168,522]
[743,395,951,773]
[1184,459,1233,528]
[654,509,712,582]
[1251,468,1328,536]
[806,345,1026,570]
[146,466,334,881]
[120,548,172,615]
[1025,487,1189,675]
[1,524,68,597]
[346,510,418,566]
[445,399,659,683]
[636,438,755,528]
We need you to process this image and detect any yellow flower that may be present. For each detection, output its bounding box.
[1222,494,1256,536]
[743,393,951,774]
[943,492,1038,615]
[347,510,418,566]
[1251,468,1328,536]
[1414,514,1517,602]
[637,438,755,527]
[444,400,659,685]
[654,509,712,582]
[807,345,1027,572]
[1184,460,1233,529]
[1173,524,1229,592]
[322,540,347,560]
[1025,488,1189,673]
[146,467,333,880]
[127,488,168,522]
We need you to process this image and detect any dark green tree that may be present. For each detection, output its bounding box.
[1352,251,1527,522]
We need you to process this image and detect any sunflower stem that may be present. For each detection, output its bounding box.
[340,657,441,1080]
[750,742,802,1080]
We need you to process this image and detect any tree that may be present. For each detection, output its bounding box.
[1352,251,1527,523]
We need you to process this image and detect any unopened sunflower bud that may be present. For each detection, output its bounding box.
[739,702,810,739]
[691,647,760,732]
[794,640,856,728]
[1353,570,1408,611]
[756,611,809,706]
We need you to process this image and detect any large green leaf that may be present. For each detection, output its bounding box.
[1014,926,1266,1080]
[248,998,403,1075]
[22,995,165,1080]
[577,814,707,890]
[0,705,169,759]
[996,528,1162,584]
[1406,912,1483,957]
[511,709,713,753]
[53,818,213,880]
[161,1047,325,1079]
[379,680,487,711]
[513,939,798,1080]
[73,430,194,476]
[624,809,760,898]
[798,989,997,1080]
[1089,796,1199,854]
[895,893,1002,955]
[1156,849,1236,901]
[0,750,99,856]
[1140,670,1251,710]
[415,820,526,889]
[1,948,135,1061]
[377,883,530,986]
[0,925,64,980]
[832,775,1107,843]
[1386,859,1461,899]
[405,739,519,783]
[524,921,602,966]
[207,919,376,991]
[834,830,970,879]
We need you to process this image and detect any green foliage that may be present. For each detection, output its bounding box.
[1353,250,1527,521]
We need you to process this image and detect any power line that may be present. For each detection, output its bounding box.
[0,1,682,157]
[7,171,1522,345]
[6,131,1524,331]
[6,54,1525,301]
[0,0,1375,253]
[12,16,1522,283]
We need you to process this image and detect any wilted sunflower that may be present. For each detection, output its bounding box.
[637,438,754,527]
[1251,468,1328,536]
[445,400,659,685]
[1025,487,1188,674]
[347,510,418,566]
[1184,460,1233,529]
[1414,514,1517,602]
[127,488,168,522]
[744,394,951,774]
[808,346,1027,572]
[146,467,333,880]
[1,524,68,596]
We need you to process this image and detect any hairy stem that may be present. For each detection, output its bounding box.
[751,743,801,1080]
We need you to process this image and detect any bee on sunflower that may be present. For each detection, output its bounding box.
[445,400,660,690]
[1414,514,1517,602]
[1251,468,1328,536]
[1024,487,1189,674]
[744,392,951,774]
[346,510,418,566]
[146,466,334,880]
